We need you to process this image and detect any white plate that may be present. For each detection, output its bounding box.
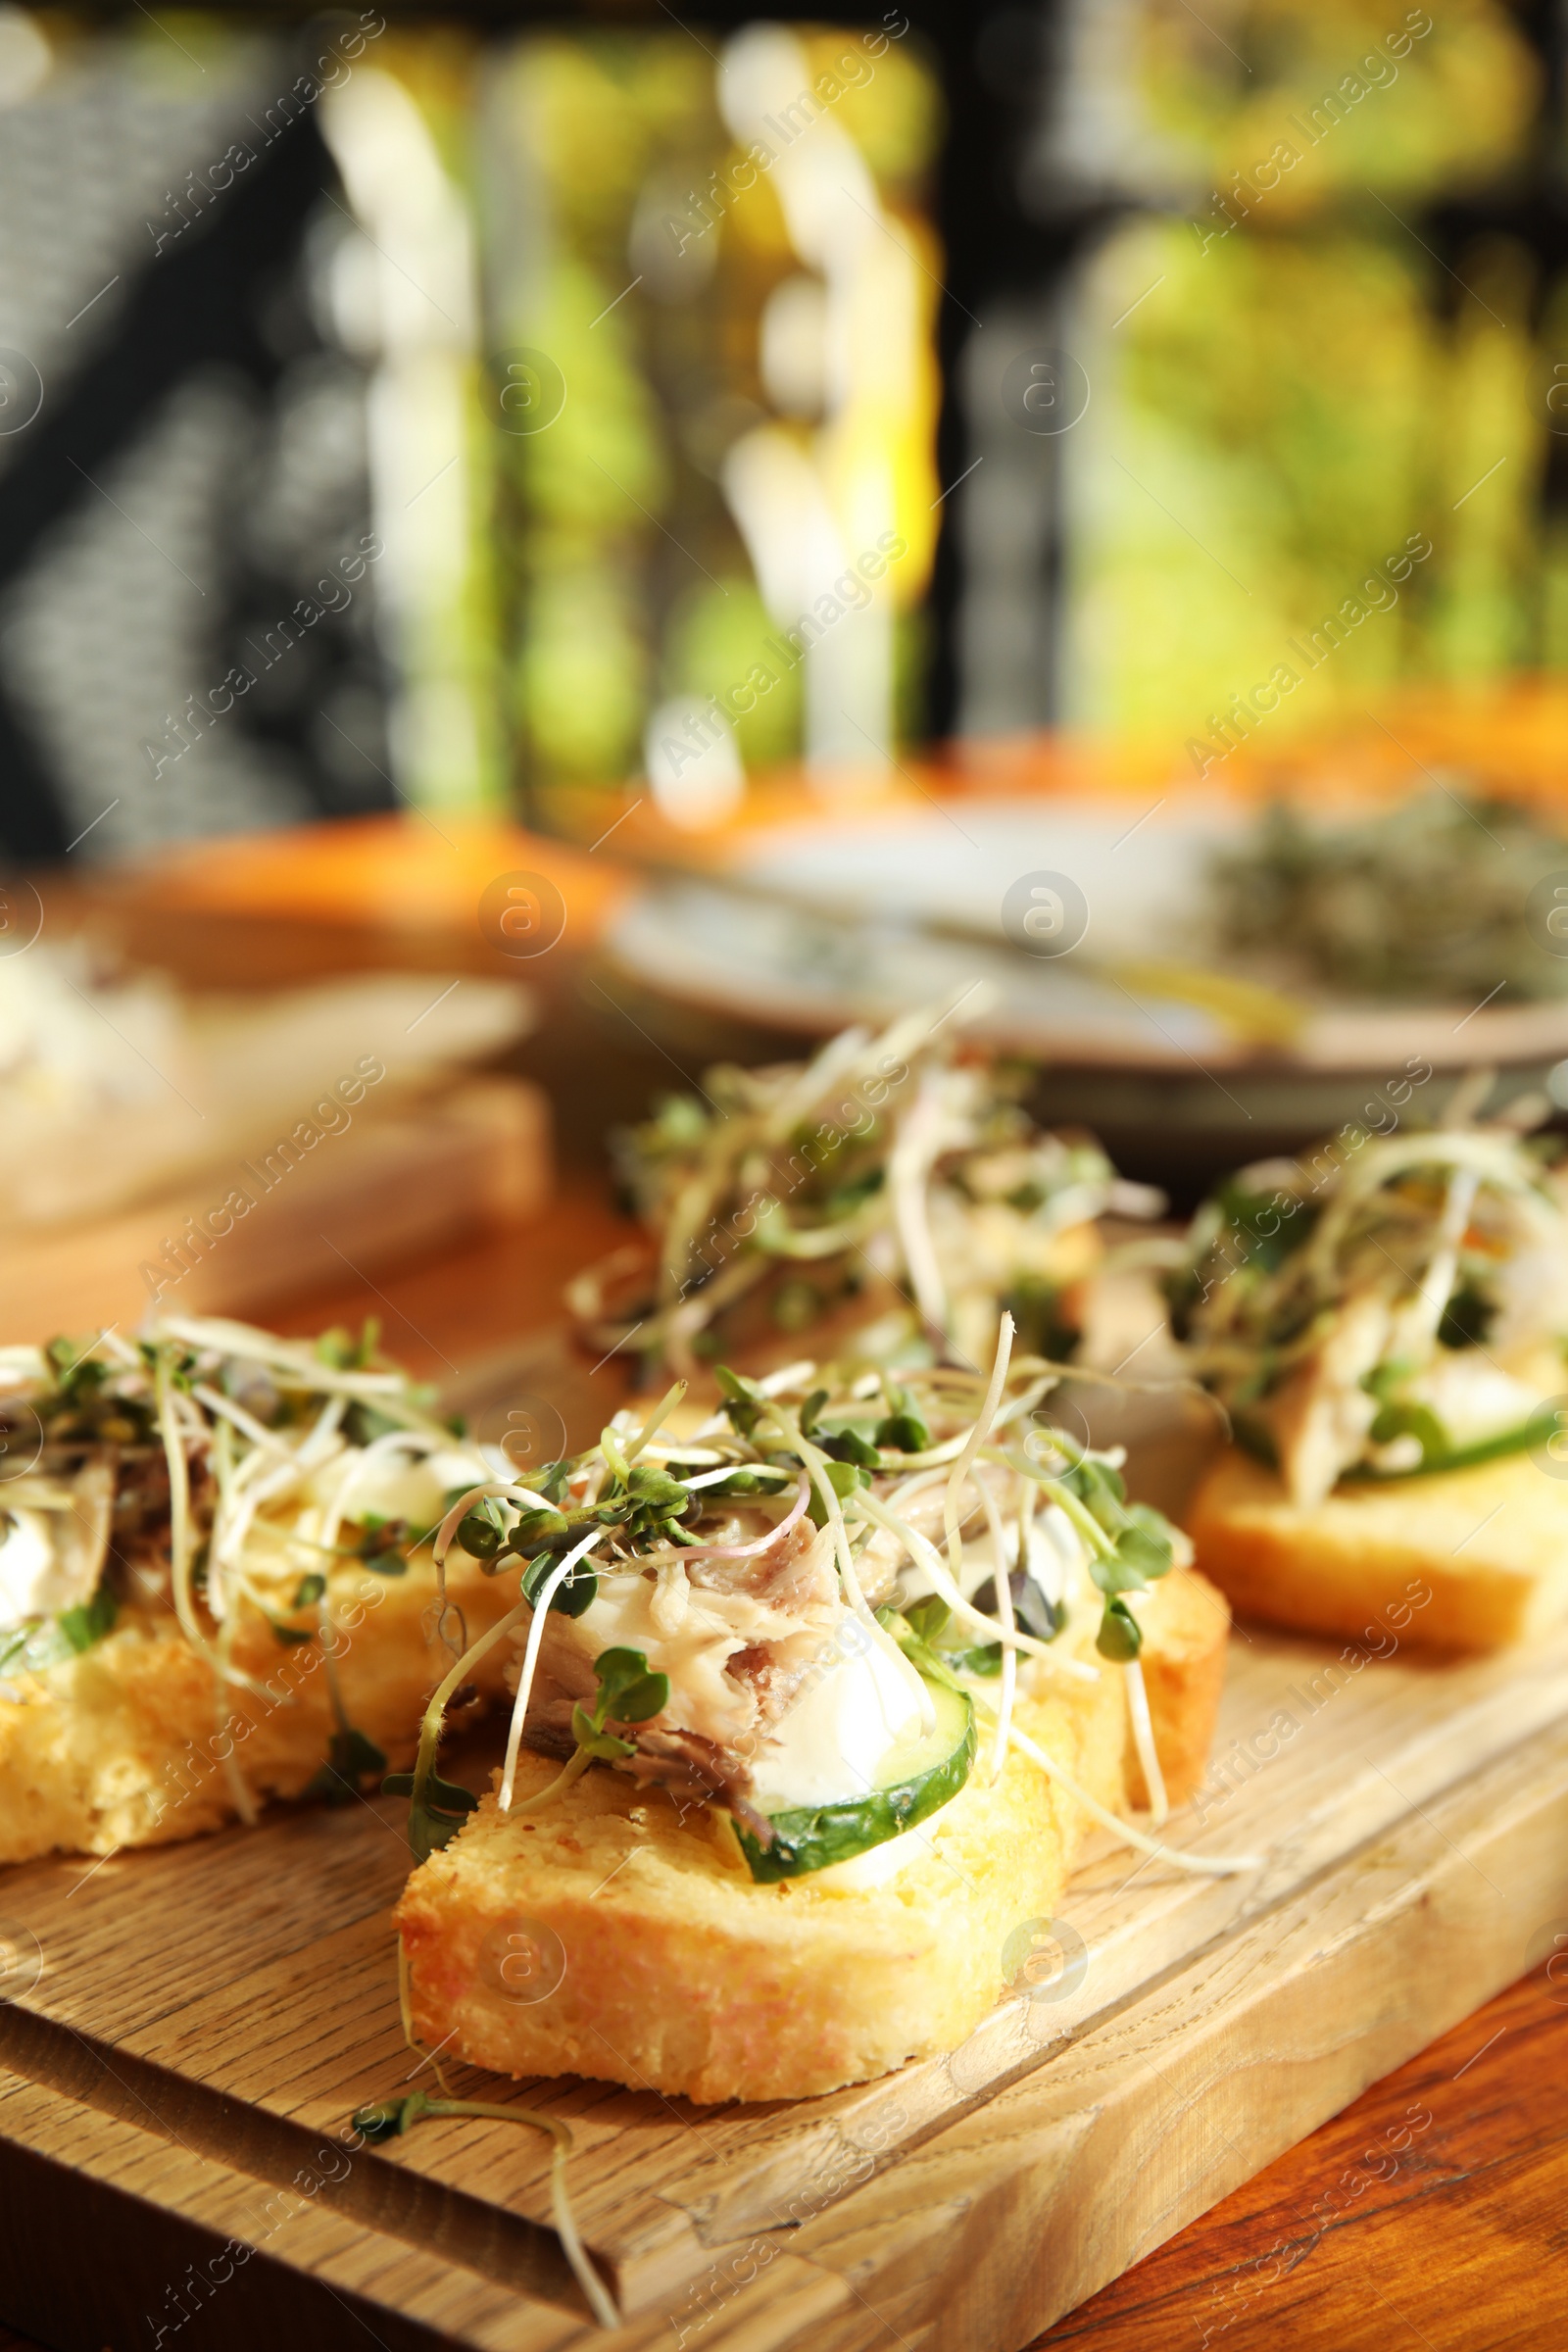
[605,798,1568,1079]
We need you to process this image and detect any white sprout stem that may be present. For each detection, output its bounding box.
[431,1480,558,1567]
[418,1595,532,1766]
[298,1393,350,1465]
[156,1355,206,1659]
[853,1486,1061,1662]
[1408,1166,1481,1350]
[663,1473,810,1561]
[499,1531,607,1811]
[621,1379,688,1466]
[876,1472,1102,1682]
[945,1314,1014,1587]
[987,1373,1062,1437]
[548,2140,620,2329]
[1301,1130,1529,1287]
[153,1315,408,1398]
[207,1414,234,1625]
[888,1076,950,1336]
[192,1382,293,1460]
[972,1472,1016,1786]
[1007,1725,1259,1876]
[1123,1658,1168,1829]
[156,1352,256,1823]
[679,1461,794,1492]
[766,1410,935,1736]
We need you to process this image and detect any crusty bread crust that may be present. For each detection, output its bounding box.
[1185,1446,1568,1652]
[0,1554,519,1865]
[395,1567,1230,2104]
[1128,1562,1231,1808]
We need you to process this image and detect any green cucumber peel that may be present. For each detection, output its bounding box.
[1342,1406,1562,1484]
[733,1678,975,1884]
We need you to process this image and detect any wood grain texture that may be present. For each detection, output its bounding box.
[1,1215,1563,2352]
[1027,1957,1568,2352]
[1,1610,1564,2349]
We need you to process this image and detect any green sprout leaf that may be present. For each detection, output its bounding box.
[1368,1398,1450,1462]
[818,1425,881,1472]
[57,1585,118,1654]
[591,1645,669,1722]
[904,1594,951,1645]
[875,1605,964,1693]
[873,1408,930,1454]
[1092,1506,1175,1596]
[456,1505,505,1559]
[292,1573,327,1609]
[382,1765,479,1863]
[806,1455,866,1527]
[521,1553,598,1619]
[307,1726,388,1806]
[714,1365,764,1437]
[798,1388,830,1437]
[568,1645,670,1761]
[1096,1597,1143,1661]
[512,1505,569,1546]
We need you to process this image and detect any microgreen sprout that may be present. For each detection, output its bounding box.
[349,2088,619,2327]
[567,1004,1146,1377]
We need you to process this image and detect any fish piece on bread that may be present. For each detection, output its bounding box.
[0,1316,519,1862]
[389,1342,1236,2104]
[1166,1112,1568,1648]
[397,1565,1227,2104]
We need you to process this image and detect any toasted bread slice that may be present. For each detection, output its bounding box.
[0,1554,519,1865]
[394,1567,1229,2105]
[1185,1446,1568,1652]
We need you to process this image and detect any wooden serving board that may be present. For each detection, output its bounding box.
[2,1600,1566,2352]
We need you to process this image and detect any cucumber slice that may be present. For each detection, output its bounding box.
[734,1680,975,1885]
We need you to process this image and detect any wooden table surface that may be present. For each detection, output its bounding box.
[9,1183,1566,2352]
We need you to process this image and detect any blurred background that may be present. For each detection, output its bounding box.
[4,0,1568,1351]
[0,0,1564,848]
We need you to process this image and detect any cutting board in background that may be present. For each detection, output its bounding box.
[0,1593,1564,2348]
[0,1074,551,1342]
[0,966,533,1230]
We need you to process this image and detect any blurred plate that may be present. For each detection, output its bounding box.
[602,798,1568,1186]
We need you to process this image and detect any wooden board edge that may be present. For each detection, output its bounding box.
[616,1710,1568,2351]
